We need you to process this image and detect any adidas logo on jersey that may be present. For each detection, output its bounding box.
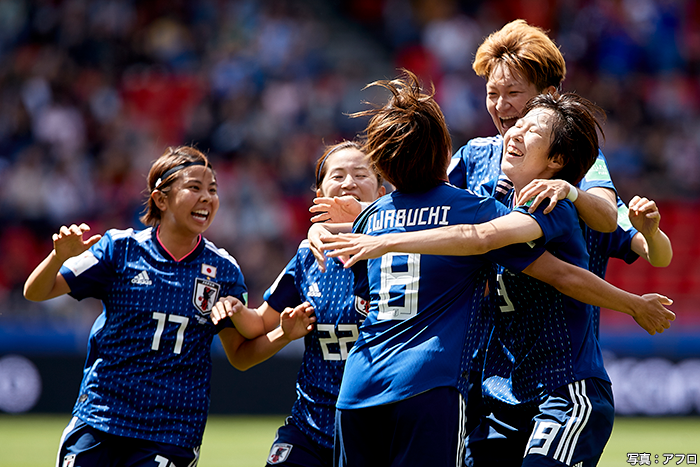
[131,271,152,285]
[307,283,322,297]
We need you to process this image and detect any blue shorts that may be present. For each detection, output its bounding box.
[56,417,200,467]
[266,418,332,467]
[335,386,467,467]
[465,378,614,467]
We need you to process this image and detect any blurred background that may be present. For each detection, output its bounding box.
[0,0,699,417]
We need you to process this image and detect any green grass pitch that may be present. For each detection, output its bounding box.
[1,414,698,466]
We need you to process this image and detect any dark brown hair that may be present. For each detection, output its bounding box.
[350,70,452,193]
[523,92,606,185]
[140,146,213,226]
[473,19,566,92]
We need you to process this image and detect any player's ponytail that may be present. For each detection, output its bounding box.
[350,69,452,193]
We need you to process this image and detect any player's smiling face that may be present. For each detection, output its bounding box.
[318,148,385,203]
[502,107,562,190]
[158,165,219,237]
[486,63,541,136]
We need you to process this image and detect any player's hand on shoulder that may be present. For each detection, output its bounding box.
[280,302,316,341]
[632,293,675,335]
[310,195,363,224]
[518,179,568,214]
[628,195,661,237]
[211,296,244,325]
[52,223,102,262]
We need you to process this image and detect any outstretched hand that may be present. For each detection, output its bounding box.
[518,179,569,214]
[53,223,102,262]
[630,293,675,335]
[628,195,661,238]
[320,233,388,268]
[280,302,316,341]
[310,196,363,223]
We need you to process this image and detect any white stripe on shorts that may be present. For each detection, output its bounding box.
[554,380,593,465]
[456,393,467,467]
[55,416,79,467]
[187,445,201,467]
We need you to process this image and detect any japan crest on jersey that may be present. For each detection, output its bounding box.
[267,443,292,464]
[354,295,370,317]
[193,278,221,315]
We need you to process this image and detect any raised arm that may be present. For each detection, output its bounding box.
[321,211,543,268]
[518,179,617,233]
[24,223,102,301]
[217,302,315,371]
[523,251,675,334]
[627,195,673,267]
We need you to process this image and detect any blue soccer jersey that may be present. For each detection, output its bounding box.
[60,227,247,449]
[336,183,545,410]
[450,137,633,339]
[448,135,616,198]
[448,136,503,196]
[263,240,366,450]
[586,201,640,336]
[483,195,610,408]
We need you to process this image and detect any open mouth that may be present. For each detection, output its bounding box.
[192,210,209,222]
[500,116,519,131]
[506,144,523,158]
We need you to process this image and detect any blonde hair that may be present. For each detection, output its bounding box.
[473,19,566,92]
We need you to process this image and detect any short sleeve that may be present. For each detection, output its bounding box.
[60,232,116,301]
[578,150,617,193]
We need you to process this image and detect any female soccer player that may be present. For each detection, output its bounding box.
[210,141,385,467]
[23,146,278,467]
[311,20,617,233]
[327,70,592,467]
[321,92,674,467]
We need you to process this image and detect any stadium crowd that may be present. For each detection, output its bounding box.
[1,0,699,332]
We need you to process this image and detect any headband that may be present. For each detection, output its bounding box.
[316,145,350,186]
[154,161,209,190]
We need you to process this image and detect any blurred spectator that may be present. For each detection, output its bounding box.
[1,0,699,337]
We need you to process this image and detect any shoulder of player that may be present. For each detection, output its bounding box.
[551,198,579,219]
[516,198,578,223]
[100,227,148,248]
[440,183,493,207]
[201,238,242,269]
[104,226,139,239]
[457,135,502,153]
[297,240,346,272]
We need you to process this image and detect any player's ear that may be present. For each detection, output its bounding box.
[151,190,168,211]
[542,85,558,97]
[316,188,323,198]
[548,154,564,171]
